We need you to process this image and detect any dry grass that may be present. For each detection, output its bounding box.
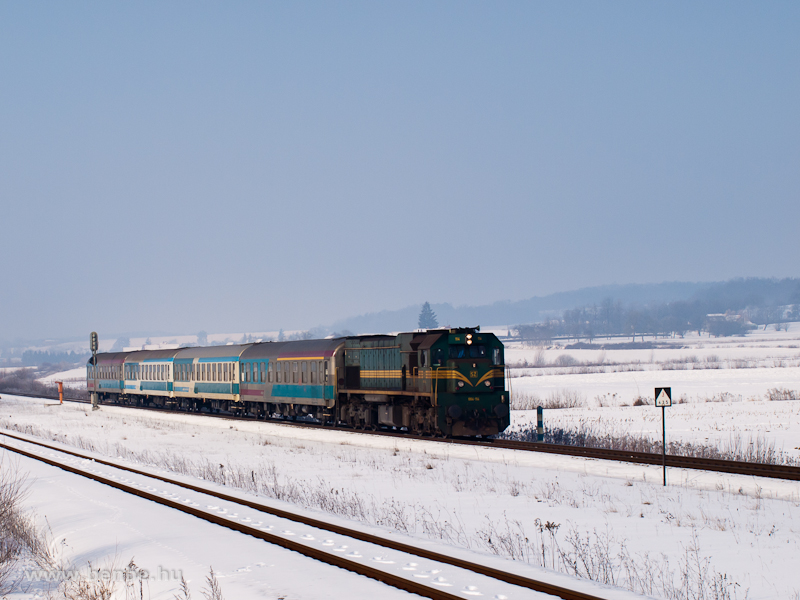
[512,389,585,410]
[501,423,800,467]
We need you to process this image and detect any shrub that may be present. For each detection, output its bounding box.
[766,388,799,401]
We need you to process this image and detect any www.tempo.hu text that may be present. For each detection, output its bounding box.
[24,566,183,582]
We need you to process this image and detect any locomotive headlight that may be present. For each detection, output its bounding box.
[466,334,472,339]
[485,380,491,387]
[458,381,465,387]
[466,339,473,345]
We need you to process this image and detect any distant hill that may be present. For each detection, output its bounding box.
[329,278,800,334]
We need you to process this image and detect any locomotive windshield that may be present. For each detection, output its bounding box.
[448,344,486,359]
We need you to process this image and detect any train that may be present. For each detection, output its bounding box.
[86,327,510,437]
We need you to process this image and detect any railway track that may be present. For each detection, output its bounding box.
[0,430,621,600]
[6,390,800,481]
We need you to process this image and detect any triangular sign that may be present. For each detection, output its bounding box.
[656,388,671,406]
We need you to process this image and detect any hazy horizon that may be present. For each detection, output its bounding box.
[2,2,798,341]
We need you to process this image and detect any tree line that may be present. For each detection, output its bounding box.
[514,297,800,343]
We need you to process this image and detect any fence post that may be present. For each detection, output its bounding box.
[536,406,544,442]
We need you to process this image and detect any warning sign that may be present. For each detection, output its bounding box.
[655,387,672,407]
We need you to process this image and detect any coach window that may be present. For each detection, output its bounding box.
[323,361,329,384]
[259,362,265,383]
[267,363,273,383]
[292,361,298,383]
[285,362,291,383]
[310,361,317,383]
[301,361,307,383]
[275,363,281,383]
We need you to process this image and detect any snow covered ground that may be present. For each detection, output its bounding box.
[505,326,800,454]
[1,394,799,599]
[37,367,86,387]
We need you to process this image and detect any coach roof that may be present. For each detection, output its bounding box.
[241,338,343,360]
[174,345,251,361]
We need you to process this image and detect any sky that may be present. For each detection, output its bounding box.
[1,2,798,342]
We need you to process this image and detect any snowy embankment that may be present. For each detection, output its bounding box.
[5,450,419,600]
[1,394,799,599]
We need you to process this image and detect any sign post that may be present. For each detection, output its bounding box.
[90,332,99,411]
[655,387,672,486]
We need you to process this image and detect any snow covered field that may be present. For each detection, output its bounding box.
[504,326,800,456]
[2,394,799,599]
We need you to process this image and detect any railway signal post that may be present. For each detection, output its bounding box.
[655,387,672,486]
[90,331,98,410]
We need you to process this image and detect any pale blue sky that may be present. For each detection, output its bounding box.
[1,2,798,341]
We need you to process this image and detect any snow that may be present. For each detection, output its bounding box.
[37,367,86,387]
[3,326,800,599]
[2,392,800,599]
[6,451,420,600]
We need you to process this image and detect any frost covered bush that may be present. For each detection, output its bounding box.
[766,387,799,401]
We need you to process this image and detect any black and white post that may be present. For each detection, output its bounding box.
[655,387,672,486]
[90,331,99,411]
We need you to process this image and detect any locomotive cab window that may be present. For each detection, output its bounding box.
[469,345,486,358]
[433,348,445,366]
[420,350,428,368]
[449,345,467,359]
[492,348,503,365]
